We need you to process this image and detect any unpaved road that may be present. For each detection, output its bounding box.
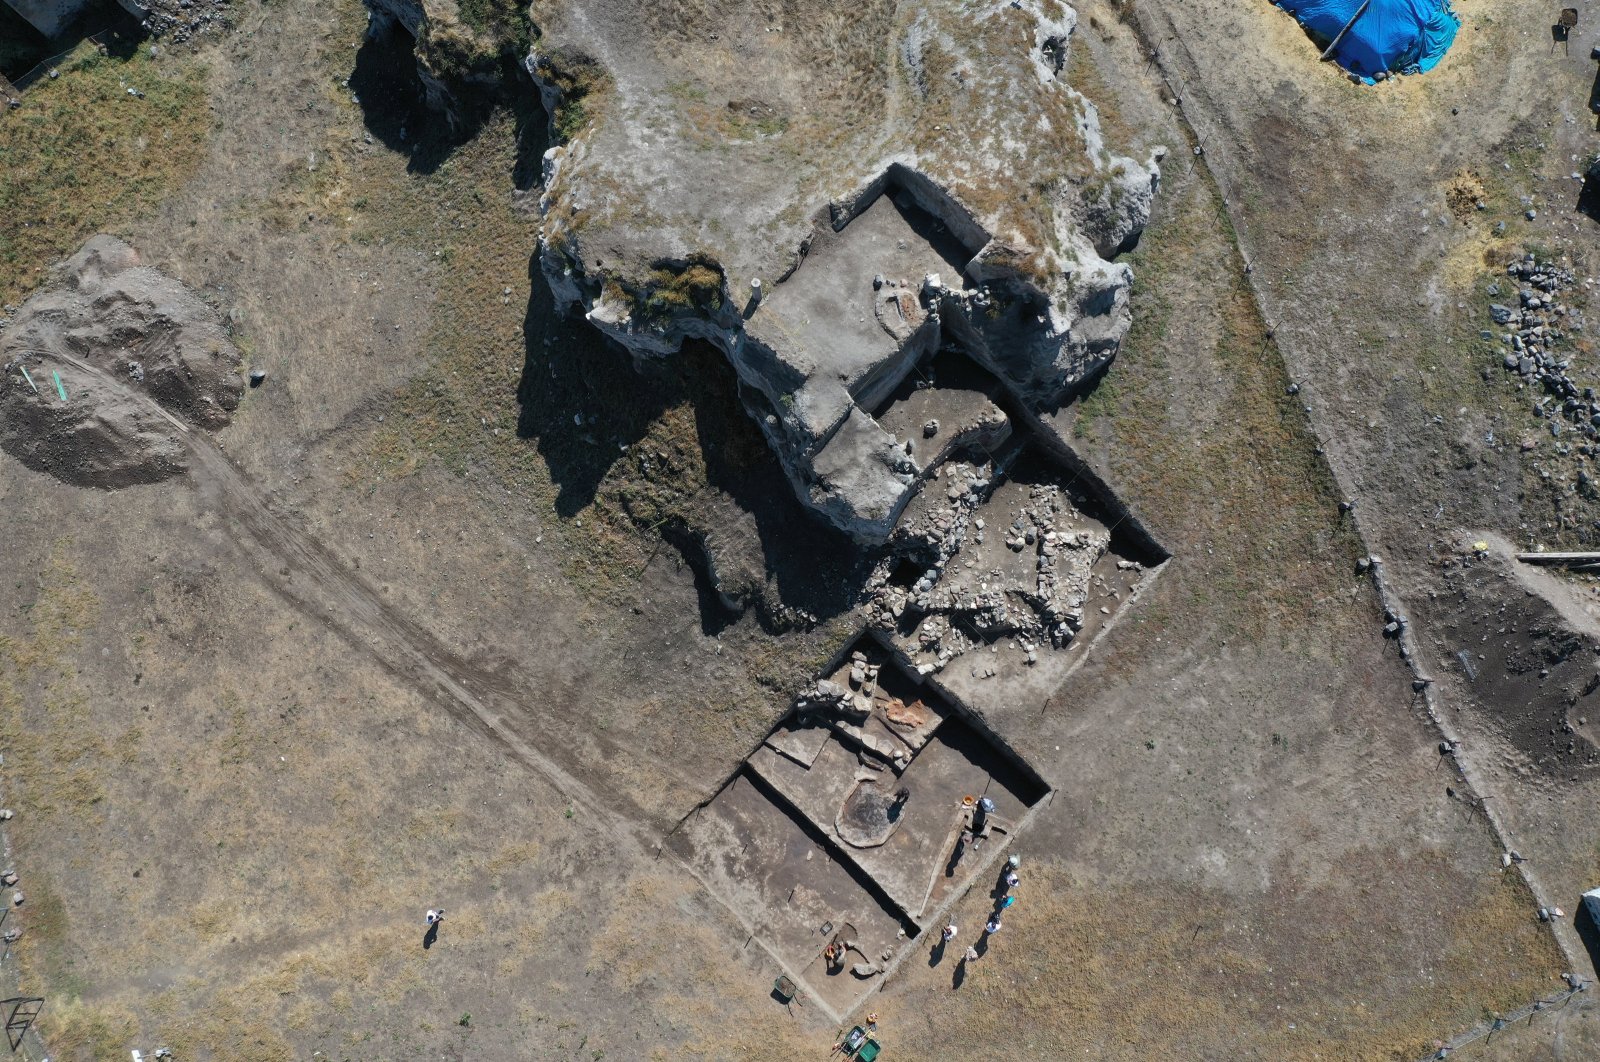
[23,343,849,1018]
[33,346,628,837]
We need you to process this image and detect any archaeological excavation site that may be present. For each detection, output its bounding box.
[10,0,1600,1058]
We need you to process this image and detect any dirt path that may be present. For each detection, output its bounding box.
[1126,0,1583,979]
[27,347,632,841]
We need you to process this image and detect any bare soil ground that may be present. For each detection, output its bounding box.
[1097,0,1600,1044]
[1,0,1595,1058]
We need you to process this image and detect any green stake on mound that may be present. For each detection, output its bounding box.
[18,366,38,394]
[52,371,67,402]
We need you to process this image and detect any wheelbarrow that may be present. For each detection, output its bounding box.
[841,1025,867,1053]
[772,975,798,1004]
[857,1036,882,1061]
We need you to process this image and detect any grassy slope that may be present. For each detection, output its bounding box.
[0,35,212,304]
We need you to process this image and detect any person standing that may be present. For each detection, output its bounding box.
[984,916,1002,935]
[426,908,445,927]
[972,796,996,834]
[942,922,958,942]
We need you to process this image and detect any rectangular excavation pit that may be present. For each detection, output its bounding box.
[675,638,1048,1018]
[876,437,1166,733]
[748,185,976,425]
[673,768,912,1018]
[750,712,1045,919]
[871,347,1013,475]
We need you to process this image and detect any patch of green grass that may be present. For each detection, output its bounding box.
[638,259,725,318]
[528,47,608,142]
[0,35,212,304]
[1073,171,1362,639]
[455,0,531,49]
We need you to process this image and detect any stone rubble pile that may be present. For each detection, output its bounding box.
[1489,255,1594,440]
[793,655,912,770]
[139,0,232,44]
[862,462,1115,674]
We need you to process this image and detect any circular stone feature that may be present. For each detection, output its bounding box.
[835,776,909,848]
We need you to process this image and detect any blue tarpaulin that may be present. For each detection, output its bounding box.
[1274,0,1460,82]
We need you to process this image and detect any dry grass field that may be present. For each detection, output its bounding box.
[2,0,1596,1058]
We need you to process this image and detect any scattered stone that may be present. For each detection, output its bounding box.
[249,368,268,387]
[923,419,939,438]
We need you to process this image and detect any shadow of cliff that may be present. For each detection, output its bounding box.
[683,348,870,627]
[2,1,142,83]
[513,254,673,516]
[513,261,864,631]
[348,19,517,176]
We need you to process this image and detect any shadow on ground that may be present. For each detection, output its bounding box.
[349,20,533,176]
[1,0,142,81]
[1578,170,1600,224]
[1578,898,1600,972]
[513,255,868,633]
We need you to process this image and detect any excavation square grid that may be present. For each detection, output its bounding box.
[674,642,1048,1018]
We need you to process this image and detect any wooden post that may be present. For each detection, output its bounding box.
[1321,0,1373,62]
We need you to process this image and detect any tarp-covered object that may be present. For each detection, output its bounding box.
[1274,0,1460,81]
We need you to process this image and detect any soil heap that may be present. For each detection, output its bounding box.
[0,235,244,488]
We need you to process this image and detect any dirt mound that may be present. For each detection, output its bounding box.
[1416,540,1600,779]
[1445,171,1487,221]
[0,235,243,488]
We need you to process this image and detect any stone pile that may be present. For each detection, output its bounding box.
[139,0,232,44]
[1489,256,1593,440]
[795,676,869,725]
[793,655,911,769]
[863,462,1112,673]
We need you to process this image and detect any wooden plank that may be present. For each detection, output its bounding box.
[1516,552,1600,563]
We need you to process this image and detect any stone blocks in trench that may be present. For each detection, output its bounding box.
[529,0,1161,542]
